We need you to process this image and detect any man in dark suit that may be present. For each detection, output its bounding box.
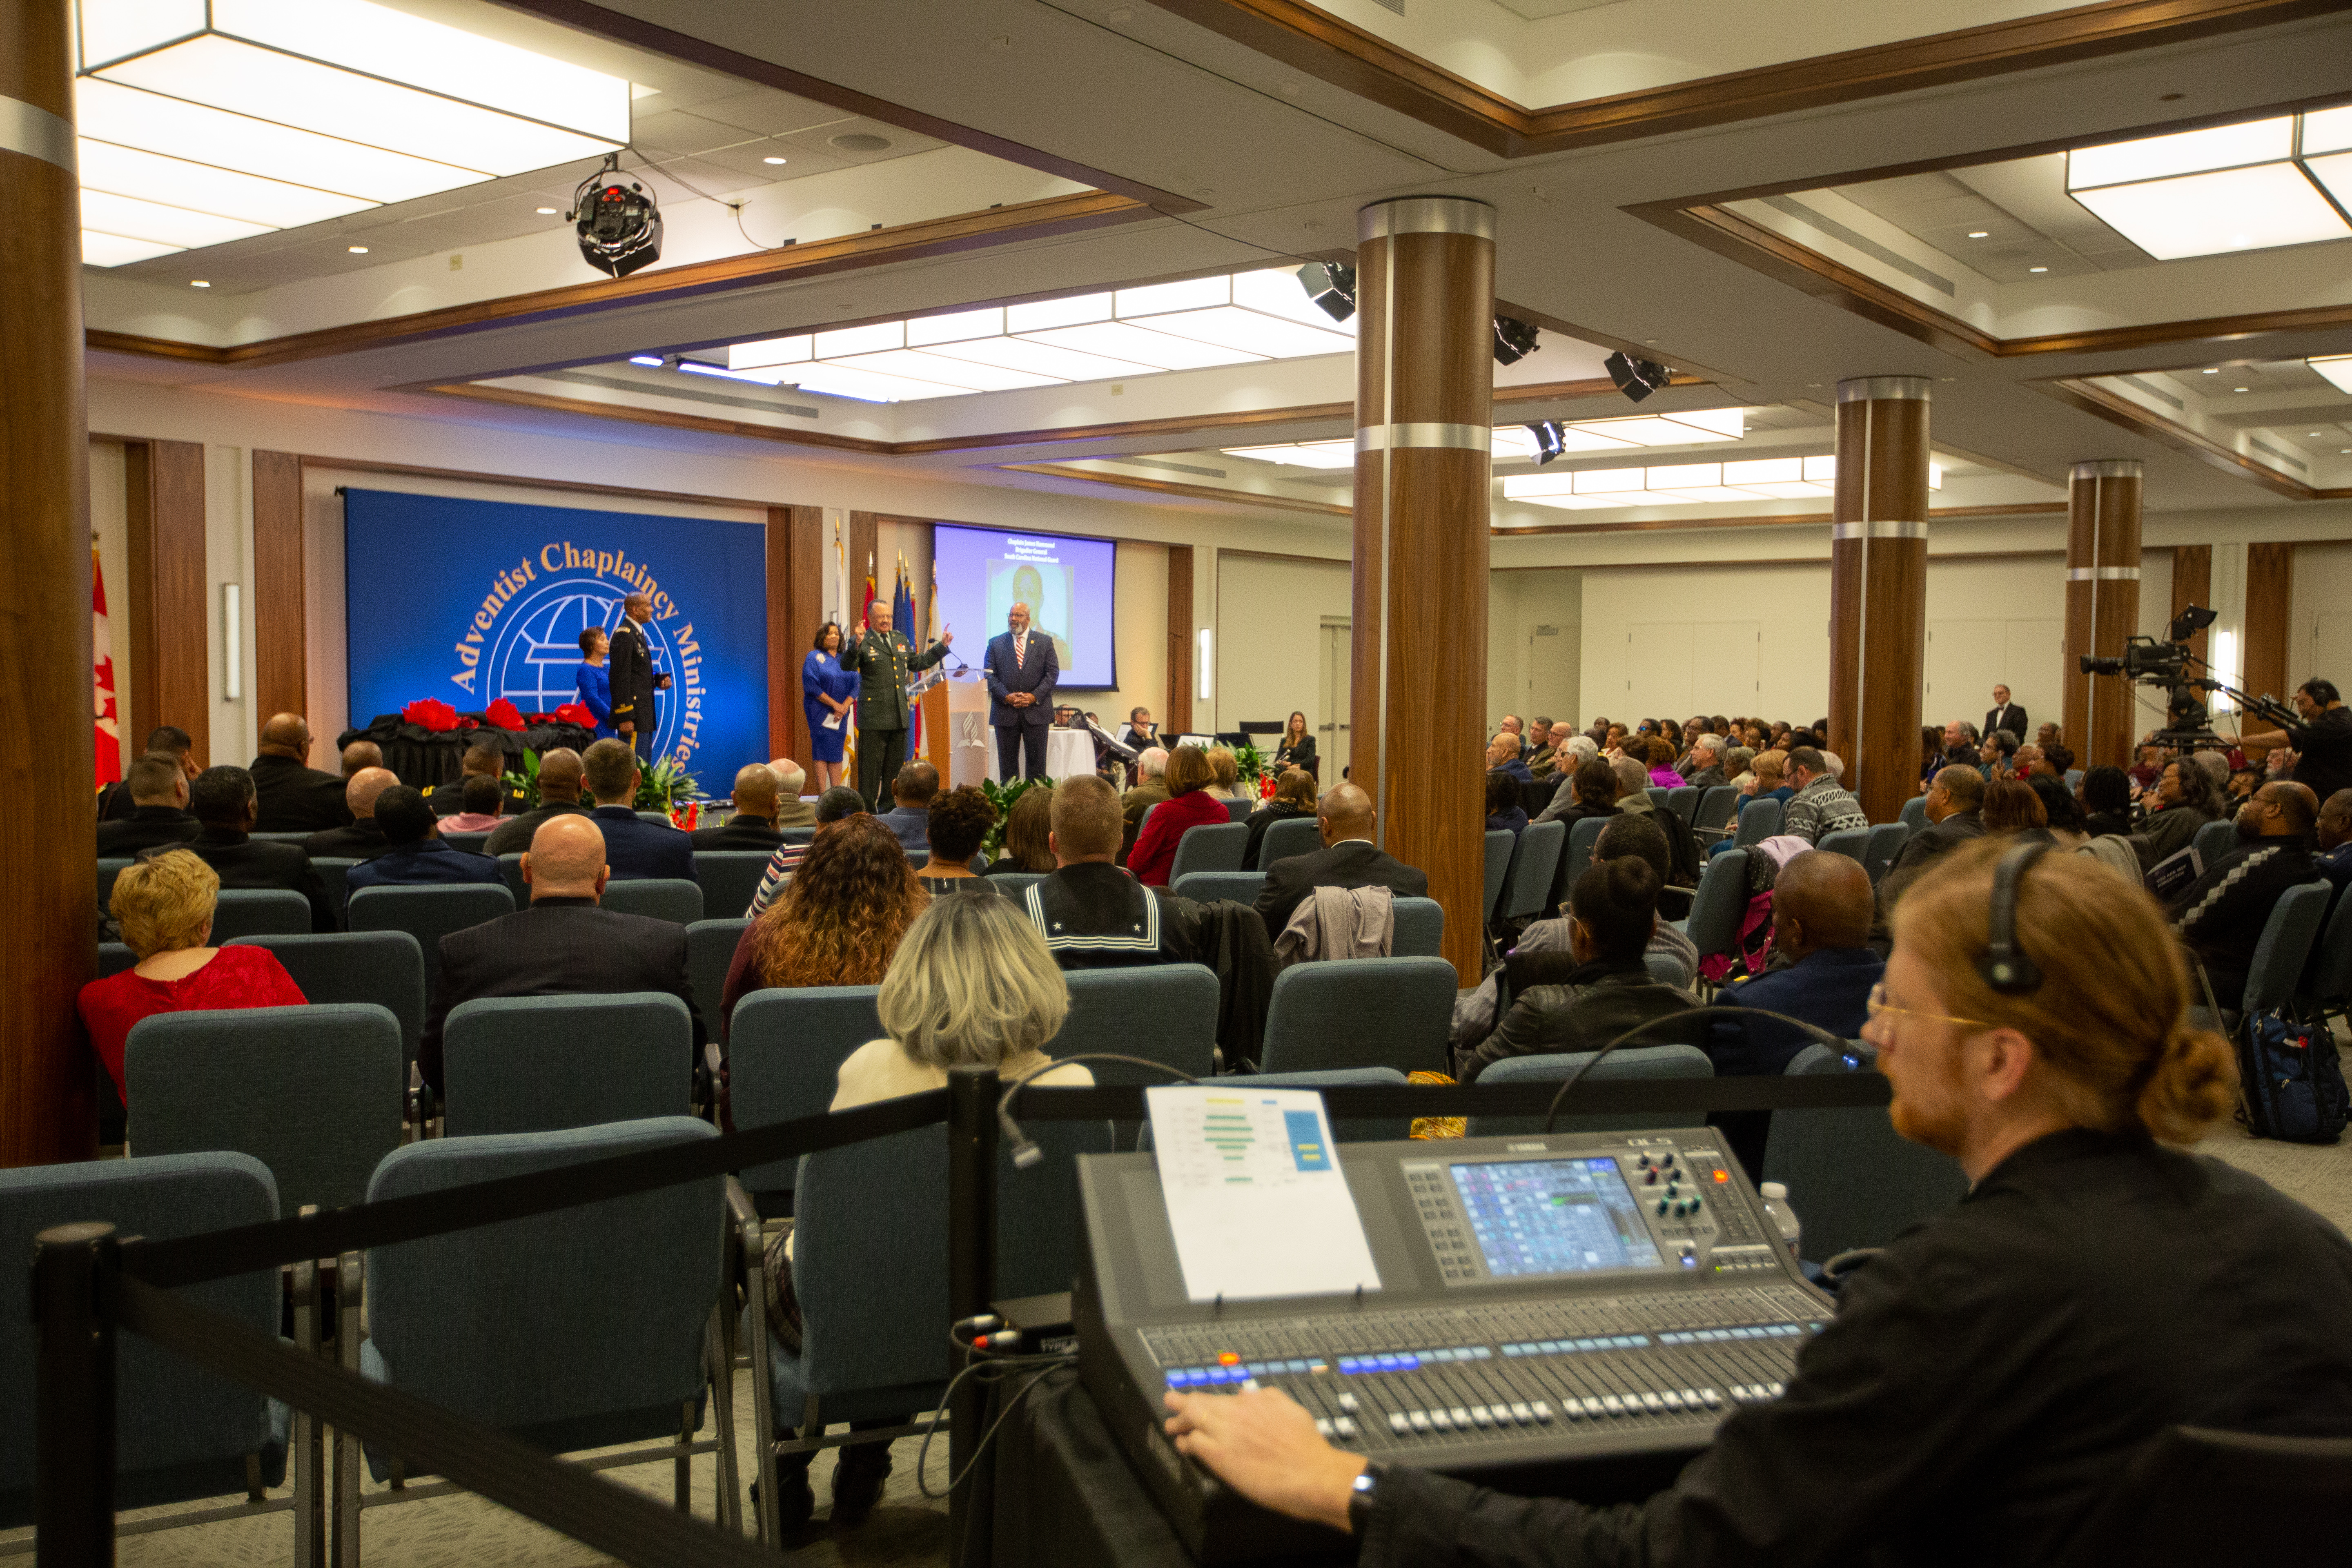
[1984,686,2028,747]
[580,737,693,880]
[1711,852,1882,1077]
[2169,781,2322,1005]
[1684,734,1728,789]
[425,739,525,817]
[983,600,1058,782]
[849,599,953,811]
[96,751,199,856]
[339,739,384,779]
[248,713,351,834]
[1486,732,1535,786]
[1254,782,1428,940]
[484,748,591,857]
[691,763,787,851]
[303,767,396,860]
[99,726,197,824]
[344,787,506,893]
[1888,766,1988,879]
[607,592,671,762]
[183,765,336,932]
[416,813,702,1093]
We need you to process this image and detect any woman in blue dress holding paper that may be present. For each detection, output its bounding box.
[574,627,618,739]
[803,621,860,792]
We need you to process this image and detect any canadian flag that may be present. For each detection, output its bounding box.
[93,544,122,788]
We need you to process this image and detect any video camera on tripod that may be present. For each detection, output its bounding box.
[2077,605,2295,748]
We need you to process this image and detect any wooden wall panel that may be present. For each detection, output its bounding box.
[251,450,305,727]
[2245,541,2295,703]
[125,440,209,766]
[766,505,824,763]
[1165,545,1194,736]
[2171,545,2212,666]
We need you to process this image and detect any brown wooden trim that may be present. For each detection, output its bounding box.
[767,505,824,764]
[1493,502,2067,538]
[493,0,1204,212]
[422,382,897,454]
[296,454,772,511]
[85,192,1159,370]
[1150,0,2347,158]
[124,439,211,766]
[2246,541,2297,698]
[2171,544,2214,665]
[1570,548,2070,573]
[1000,463,1351,517]
[1166,545,1194,735]
[250,450,305,726]
[2042,379,2352,501]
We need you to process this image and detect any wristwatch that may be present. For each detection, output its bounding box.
[1346,1461,1387,1535]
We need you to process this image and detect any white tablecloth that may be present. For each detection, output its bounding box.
[985,726,1095,784]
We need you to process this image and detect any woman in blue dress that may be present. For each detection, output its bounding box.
[802,621,860,792]
[574,626,618,739]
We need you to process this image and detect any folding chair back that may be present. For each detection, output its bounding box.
[442,992,695,1136]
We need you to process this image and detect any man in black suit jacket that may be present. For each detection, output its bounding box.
[97,751,200,857]
[425,739,526,817]
[183,765,335,932]
[248,713,352,834]
[99,727,198,824]
[416,813,703,1093]
[984,601,1059,782]
[1984,686,2028,746]
[607,593,671,762]
[580,737,694,880]
[303,767,396,860]
[483,748,591,857]
[691,763,787,851]
[1254,782,1429,940]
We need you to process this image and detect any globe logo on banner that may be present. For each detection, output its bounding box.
[484,578,682,760]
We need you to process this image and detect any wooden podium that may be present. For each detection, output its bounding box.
[925,671,991,788]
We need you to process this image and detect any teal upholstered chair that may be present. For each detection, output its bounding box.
[692,851,773,920]
[440,992,694,1137]
[1260,956,1455,1076]
[227,931,426,1070]
[600,878,704,925]
[1168,822,1250,881]
[1171,871,1266,904]
[1258,817,1322,869]
[1391,897,1444,958]
[1764,1045,1968,1264]
[346,883,514,1008]
[209,889,312,942]
[728,986,884,1201]
[1464,1044,1713,1138]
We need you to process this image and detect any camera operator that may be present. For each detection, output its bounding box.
[2227,678,2352,804]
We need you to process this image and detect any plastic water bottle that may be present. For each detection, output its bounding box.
[1759,1181,1802,1260]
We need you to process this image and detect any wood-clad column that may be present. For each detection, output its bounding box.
[125,440,209,764]
[766,504,823,762]
[1,0,96,1163]
[2061,460,2143,769]
[1350,196,1494,983]
[2171,545,2213,667]
[1826,376,1931,826]
[1165,545,1194,735]
[252,451,306,725]
[2245,542,2295,704]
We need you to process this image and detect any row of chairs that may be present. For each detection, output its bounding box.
[1135,811,1325,879]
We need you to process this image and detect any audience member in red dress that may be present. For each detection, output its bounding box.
[1124,744,1230,887]
[78,849,307,1102]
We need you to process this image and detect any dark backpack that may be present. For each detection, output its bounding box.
[2235,1006,2350,1145]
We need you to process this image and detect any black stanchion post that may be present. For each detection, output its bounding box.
[34,1221,118,1568]
[944,1065,998,1568]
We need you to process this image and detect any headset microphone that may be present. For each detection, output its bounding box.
[1976,839,2052,994]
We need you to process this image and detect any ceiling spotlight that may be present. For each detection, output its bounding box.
[190,279,210,287]
[1524,421,1566,465]
[1492,315,1541,366]
[567,152,662,279]
[763,156,788,165]
[1967,230,1989,238]
[2029,265,2049,273]
[1604,349,1672,404]
[1294,261,1356,323]
[628,354,665,366]
[2203,368,2220,374]
[347,245,369,254]
[536,206,559,215]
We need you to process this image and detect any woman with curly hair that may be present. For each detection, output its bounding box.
[918,785,998,894]
[984,782,1056,875]
[719,814,924,1028]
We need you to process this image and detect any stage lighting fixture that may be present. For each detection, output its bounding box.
[1295,261,1356,323]
[1604,350,1671,403]
[569,154,662,279]
[1492,315,1541,366]
[1525,421,1566,465]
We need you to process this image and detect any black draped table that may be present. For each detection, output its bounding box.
[336,714,596,792]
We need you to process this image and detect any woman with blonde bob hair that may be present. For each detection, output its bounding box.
[1154,835,2352,1561]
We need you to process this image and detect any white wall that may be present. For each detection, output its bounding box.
[1489,569,1581,735]
[2291,543,2352,695]
[1212,552,1350,739]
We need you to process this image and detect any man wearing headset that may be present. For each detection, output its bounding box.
[1163,840,2352,1564]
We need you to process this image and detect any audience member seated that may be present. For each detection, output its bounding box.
[1242,768,1317,870]
[722,814,923,1026]
[984,783,1058,876]
[759,891,1090,1525]
[77,849,307,1103]
[183,765,335,932]
[691,764,787,851]
[339,739,383,780]
[100,726,197,823]
[1684,734,1727,788]
[1120,748,1173,864]
[1453,857,1695,1081]
[303,767,397,860]
[1483,771,1527,839]
[425,739,521,818]
[1981,777,2053,842]
[1205,747,1253,802]
[435,775,510,833]
[1979,728,2020,779]
[1254,783,1427,940]
[768,760,816,828]
[2080,765,2134,838]
[2027,773,2087,846]
[418,815,703,1093]
[1526,718,1559,779]
[1890,766,1986,878]
[2127,743,2165,792]
[248,712,352,833]
[919,787,997,895]
[1451,814,1698,1057]
[878,761,941,855]
[1721,745,1755,792]
[1128,744,1230,888]
[343,787,506,892]
[2136,756,2223,865]
[2169,781,2321,1006]
[1535,757,1619,827]
[1710,851,1882,1077]
[483,748,590,857]
[96,751,199,857]
[1780,746,1868,844]
[2042,744,2076,782]
[1486,731,1535,787]
[1644,737,1683,790]
[1025,775,1200,969]
[579,737,693,881]
[2227,765,2263,803]
[1609,755,1701,884]
[746,786,866,917]
[1739,749,1792,814]
[2316,790,2352,898]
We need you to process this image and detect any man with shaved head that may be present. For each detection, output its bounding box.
[304,766,399,860]
[484,747,590,857]
[340,739,383,779]
[2168,780,2324,1006]
[1711,850,1883,1076]
[427,738,523,818]
[692,762,788,851]
[1252,782,1428,940]
[416,812,703,1094]
[248,711,352,832]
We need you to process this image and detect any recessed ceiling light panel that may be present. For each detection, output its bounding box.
[2065,111,2352,260]
[2310,355,2352,394]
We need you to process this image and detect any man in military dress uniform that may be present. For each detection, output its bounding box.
[851,600,953,810]
[608,592,670,762]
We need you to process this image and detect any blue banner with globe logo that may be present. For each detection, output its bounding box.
[343,489,768,777]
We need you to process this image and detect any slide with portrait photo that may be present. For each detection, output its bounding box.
[934,523,1118,688]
